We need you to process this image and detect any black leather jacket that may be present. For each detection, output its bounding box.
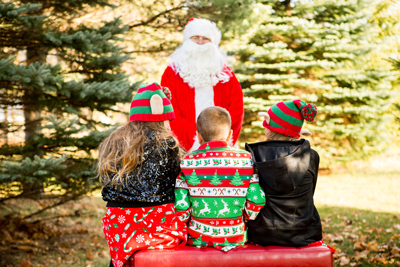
[245,139,322,247]
[102,134,180,208]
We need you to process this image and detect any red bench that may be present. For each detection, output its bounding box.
[133,244,334,267]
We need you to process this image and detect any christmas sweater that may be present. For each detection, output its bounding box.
[174,141,266,251]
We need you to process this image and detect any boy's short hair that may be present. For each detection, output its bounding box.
[197,106,231,142]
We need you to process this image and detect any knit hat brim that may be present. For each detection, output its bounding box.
[183,18,221,46]
[129,112,175,122]
[263,120,301,139]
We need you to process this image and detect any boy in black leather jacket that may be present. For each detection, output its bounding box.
[245,100,324,247]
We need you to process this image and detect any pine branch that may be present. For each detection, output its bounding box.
[22,194,83,220]
[128,2,186,29]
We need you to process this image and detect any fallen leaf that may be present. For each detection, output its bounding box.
[353,241,367,251]
[367,240,379,252]
[354,250,369,260]
[377,258,388,264]
[86,250,94,260]
[391,246,400,256]
[101,250,109,257]
[347,233,358,240]
[18,260,31,267]
[331,234,344,243]
[339,256,350,266]
[392,234,400,239]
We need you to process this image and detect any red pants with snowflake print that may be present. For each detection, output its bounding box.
[102,203,187,267]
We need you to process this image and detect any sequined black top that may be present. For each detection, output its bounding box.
[101,133,180,208]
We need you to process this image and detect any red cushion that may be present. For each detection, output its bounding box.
[133,244,333,267]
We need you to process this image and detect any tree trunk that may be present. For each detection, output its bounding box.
[22,46,48,197]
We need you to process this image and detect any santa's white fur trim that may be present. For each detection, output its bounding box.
[195,85,214,123]
[190,135,201,152]
[183,18,221,46]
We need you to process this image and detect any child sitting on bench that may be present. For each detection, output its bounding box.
[98,83,187,267]
[174,106,266,251]
[245,100,330,249]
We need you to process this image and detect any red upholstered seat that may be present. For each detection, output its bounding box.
[133,244,333,267]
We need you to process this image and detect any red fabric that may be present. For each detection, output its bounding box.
[161,66,244,151]
[137,84,161,93]
[268,109,302,132]
[102,203,187,267]
[276,102,304,120]
[129,112,175,122]
[133,243,334,267]
[130,98,171,107]
[308,240,336,253]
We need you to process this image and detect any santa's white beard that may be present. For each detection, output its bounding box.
[170,40,230,88]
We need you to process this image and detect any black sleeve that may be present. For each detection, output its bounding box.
[309,149,320,195]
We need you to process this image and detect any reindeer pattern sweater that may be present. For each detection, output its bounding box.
[174,141,266,250]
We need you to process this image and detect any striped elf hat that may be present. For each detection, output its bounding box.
[263,100,317,138]
[129,83,175,122]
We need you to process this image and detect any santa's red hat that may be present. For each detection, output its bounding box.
[183,18,221,46]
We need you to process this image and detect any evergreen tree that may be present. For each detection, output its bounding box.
[210,171,222,185]
[233,0,399,165]
[230,170,244,186]
[0,1,138,217]
[187,170,202,186]
[388,56,400,137]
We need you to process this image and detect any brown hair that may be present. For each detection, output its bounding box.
[197,106,231,142]
[265,128,295,141]
[97,121,183,185]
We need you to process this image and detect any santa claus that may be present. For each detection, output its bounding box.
[161,18,244,151]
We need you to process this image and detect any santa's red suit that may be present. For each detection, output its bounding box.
[161,65,244,151]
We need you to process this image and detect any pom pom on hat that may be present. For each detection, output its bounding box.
[263,100,318,139]
[129,83,175,122]
[162,87,172,101]
[301,103,317,122]
[183,18,221,46]
[186,18,196,25]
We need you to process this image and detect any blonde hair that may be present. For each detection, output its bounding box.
[97,121,183,186]
[197,106,231,142]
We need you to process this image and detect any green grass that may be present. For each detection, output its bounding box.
[313,151,400,266]
[315,171,400,214]
[318,205,400,266]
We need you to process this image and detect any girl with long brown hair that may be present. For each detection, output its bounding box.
[98,83,187,267]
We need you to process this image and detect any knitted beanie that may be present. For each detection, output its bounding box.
[129,83,175,122]
[263,100,317,138]
[183,18,221,46]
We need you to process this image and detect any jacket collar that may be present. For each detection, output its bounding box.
[198,140,230,150]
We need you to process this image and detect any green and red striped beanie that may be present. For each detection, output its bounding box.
[129,83,175,122]
[263,100,317,138]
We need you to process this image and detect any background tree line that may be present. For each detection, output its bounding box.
[0,0,399,219]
